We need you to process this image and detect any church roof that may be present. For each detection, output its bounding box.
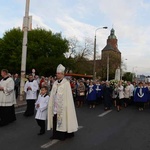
[102,44,114,51]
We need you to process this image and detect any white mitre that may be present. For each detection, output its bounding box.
[56,64,65,73]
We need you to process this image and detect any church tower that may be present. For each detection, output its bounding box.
[100,28,121,80]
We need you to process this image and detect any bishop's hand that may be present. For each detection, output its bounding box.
[0,87,4,91]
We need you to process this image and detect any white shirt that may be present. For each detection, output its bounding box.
[118,85,124,99]
[0,77,16,106]
[124,85,130,98]
[35,94,49,120]
[129,84,134,97]
[24,80,39,100]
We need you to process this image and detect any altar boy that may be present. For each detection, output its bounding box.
[35,86,49,135]
[24,74,39,117]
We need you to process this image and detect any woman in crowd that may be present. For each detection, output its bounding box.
[76,80,86,108]
[112,84,118,107]
[95,81,103,105]
[103,81,113,111]
[124,82,131,108]
[134,82,148,111]
[116,81,124,112]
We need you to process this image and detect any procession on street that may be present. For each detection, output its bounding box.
[1,65,150,135]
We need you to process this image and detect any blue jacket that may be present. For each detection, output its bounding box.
[134,87,148,102]
[87,85,97,101]
[95,84,103,98]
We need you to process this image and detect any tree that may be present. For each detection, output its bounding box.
[67,37,93,75]
[0,28,23,72]
[0,28,70,76]
[122,72,133,82]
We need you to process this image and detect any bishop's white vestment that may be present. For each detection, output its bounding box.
[47,78,78,133]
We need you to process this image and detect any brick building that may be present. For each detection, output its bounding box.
[96,28,121,80]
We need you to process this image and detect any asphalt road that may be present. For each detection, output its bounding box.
[1,104,150,150]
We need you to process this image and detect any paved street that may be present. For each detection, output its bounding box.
[1,104,150,150]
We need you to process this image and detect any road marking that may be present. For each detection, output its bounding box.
[41,139,59,148]
[98,110,112,117]
[41,126,83,149]
[15,111,25,114]
[78,126,83,129]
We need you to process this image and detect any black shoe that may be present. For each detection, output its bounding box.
[104,108,108,111]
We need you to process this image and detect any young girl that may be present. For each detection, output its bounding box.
[35,86,49,135]
[87,81,97,108]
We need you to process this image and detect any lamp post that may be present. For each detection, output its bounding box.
[93,26,108,80]
[132,66,137,82]
[120,58,128,80]
[20,0,30,101]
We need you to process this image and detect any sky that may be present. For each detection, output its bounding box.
[0,0,150,75]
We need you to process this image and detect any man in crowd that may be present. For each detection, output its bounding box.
[0,69,16,126]
[14,73,20,99]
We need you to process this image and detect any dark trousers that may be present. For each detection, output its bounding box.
[24,100,35,116]
[137,102,144,108]
[116,98,123,106]
[124,98,129,105]
[104,98,112,108]
[36,119,45,133]
[96,96,102,104]
[88,100,96,105]
[52,114,74,141]
[0,105,16,126]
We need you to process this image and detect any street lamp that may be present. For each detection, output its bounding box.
[120,58,128,80]
[132,66,138,82]
[20,0,30,101]
[93,26,108,80]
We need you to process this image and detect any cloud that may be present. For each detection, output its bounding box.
[1,0,150,75]
[56,15,109,56]
[30,13,50,30]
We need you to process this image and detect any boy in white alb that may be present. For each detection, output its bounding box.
[24,74,39,117]
[35,86,49,135]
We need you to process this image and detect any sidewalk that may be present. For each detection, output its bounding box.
[15,97,27,108]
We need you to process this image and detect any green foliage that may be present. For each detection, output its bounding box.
[0,28,70,75]
[72,55,93,75]
[0,28,23,71]
[122,72,133,82]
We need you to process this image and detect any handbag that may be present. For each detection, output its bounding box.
[80,92,85,96]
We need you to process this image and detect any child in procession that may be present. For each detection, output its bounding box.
[35,86,49,135]
[87,81,97,108]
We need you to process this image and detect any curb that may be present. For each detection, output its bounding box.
[15,103,27,108]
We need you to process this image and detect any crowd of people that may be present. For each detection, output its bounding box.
[70,79,150,112]
[22,74,150,113]
[1,65,150,141]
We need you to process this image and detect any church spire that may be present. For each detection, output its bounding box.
[108,28,117,39]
